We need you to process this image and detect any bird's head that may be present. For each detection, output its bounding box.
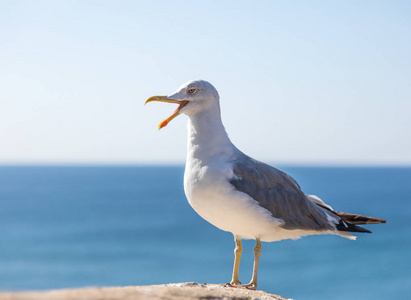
[145,80,219,129]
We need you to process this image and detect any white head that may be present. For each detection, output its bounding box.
[145,80,220,129]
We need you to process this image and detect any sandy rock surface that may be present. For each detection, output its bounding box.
[0,282,289,300]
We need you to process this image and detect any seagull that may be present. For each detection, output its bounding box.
[145,80,386,290]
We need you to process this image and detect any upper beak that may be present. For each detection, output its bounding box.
[145,95,189,129]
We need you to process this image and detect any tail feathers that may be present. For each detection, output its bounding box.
[307,194,387,234]
[338,231,357,240]
[333,211,387,225]
[334,211,386,234]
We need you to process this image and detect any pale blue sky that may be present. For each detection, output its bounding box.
[1,0,410,165]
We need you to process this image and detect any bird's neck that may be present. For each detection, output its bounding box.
[186,104,236,163]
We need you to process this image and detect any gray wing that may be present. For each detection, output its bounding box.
[229,156,338,231]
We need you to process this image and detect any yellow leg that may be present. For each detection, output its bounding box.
[247,238,262,289]
[226,238,262,290]
[230,237,242,285]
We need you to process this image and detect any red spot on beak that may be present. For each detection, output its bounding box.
[159,119,169,129]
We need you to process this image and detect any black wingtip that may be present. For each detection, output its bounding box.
[336,220,372,233]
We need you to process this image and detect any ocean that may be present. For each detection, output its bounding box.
[0,166,409,299]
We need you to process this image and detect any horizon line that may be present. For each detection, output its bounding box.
[0,161,410,168]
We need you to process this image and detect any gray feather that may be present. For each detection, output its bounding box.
[229,155,338,231]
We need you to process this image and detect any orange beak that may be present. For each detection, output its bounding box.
[145,96,189,129]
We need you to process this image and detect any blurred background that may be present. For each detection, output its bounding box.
[1,1,410,299]
[1,0,410,166]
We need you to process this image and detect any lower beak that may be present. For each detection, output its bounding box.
[145,96,189,129]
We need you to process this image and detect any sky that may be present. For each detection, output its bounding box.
[1,0,410,166]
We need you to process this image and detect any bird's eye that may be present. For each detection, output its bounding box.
[188,88,196,94]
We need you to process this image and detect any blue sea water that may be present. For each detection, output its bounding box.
[0,166,409,299]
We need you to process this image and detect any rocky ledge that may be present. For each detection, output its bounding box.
[0,282,288,300]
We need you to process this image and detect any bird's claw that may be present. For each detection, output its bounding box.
[225,282,257,290]
[229,280,241,286]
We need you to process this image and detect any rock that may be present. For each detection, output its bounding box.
[0,282,288,300]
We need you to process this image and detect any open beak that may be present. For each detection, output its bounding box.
[145,96,189,129]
